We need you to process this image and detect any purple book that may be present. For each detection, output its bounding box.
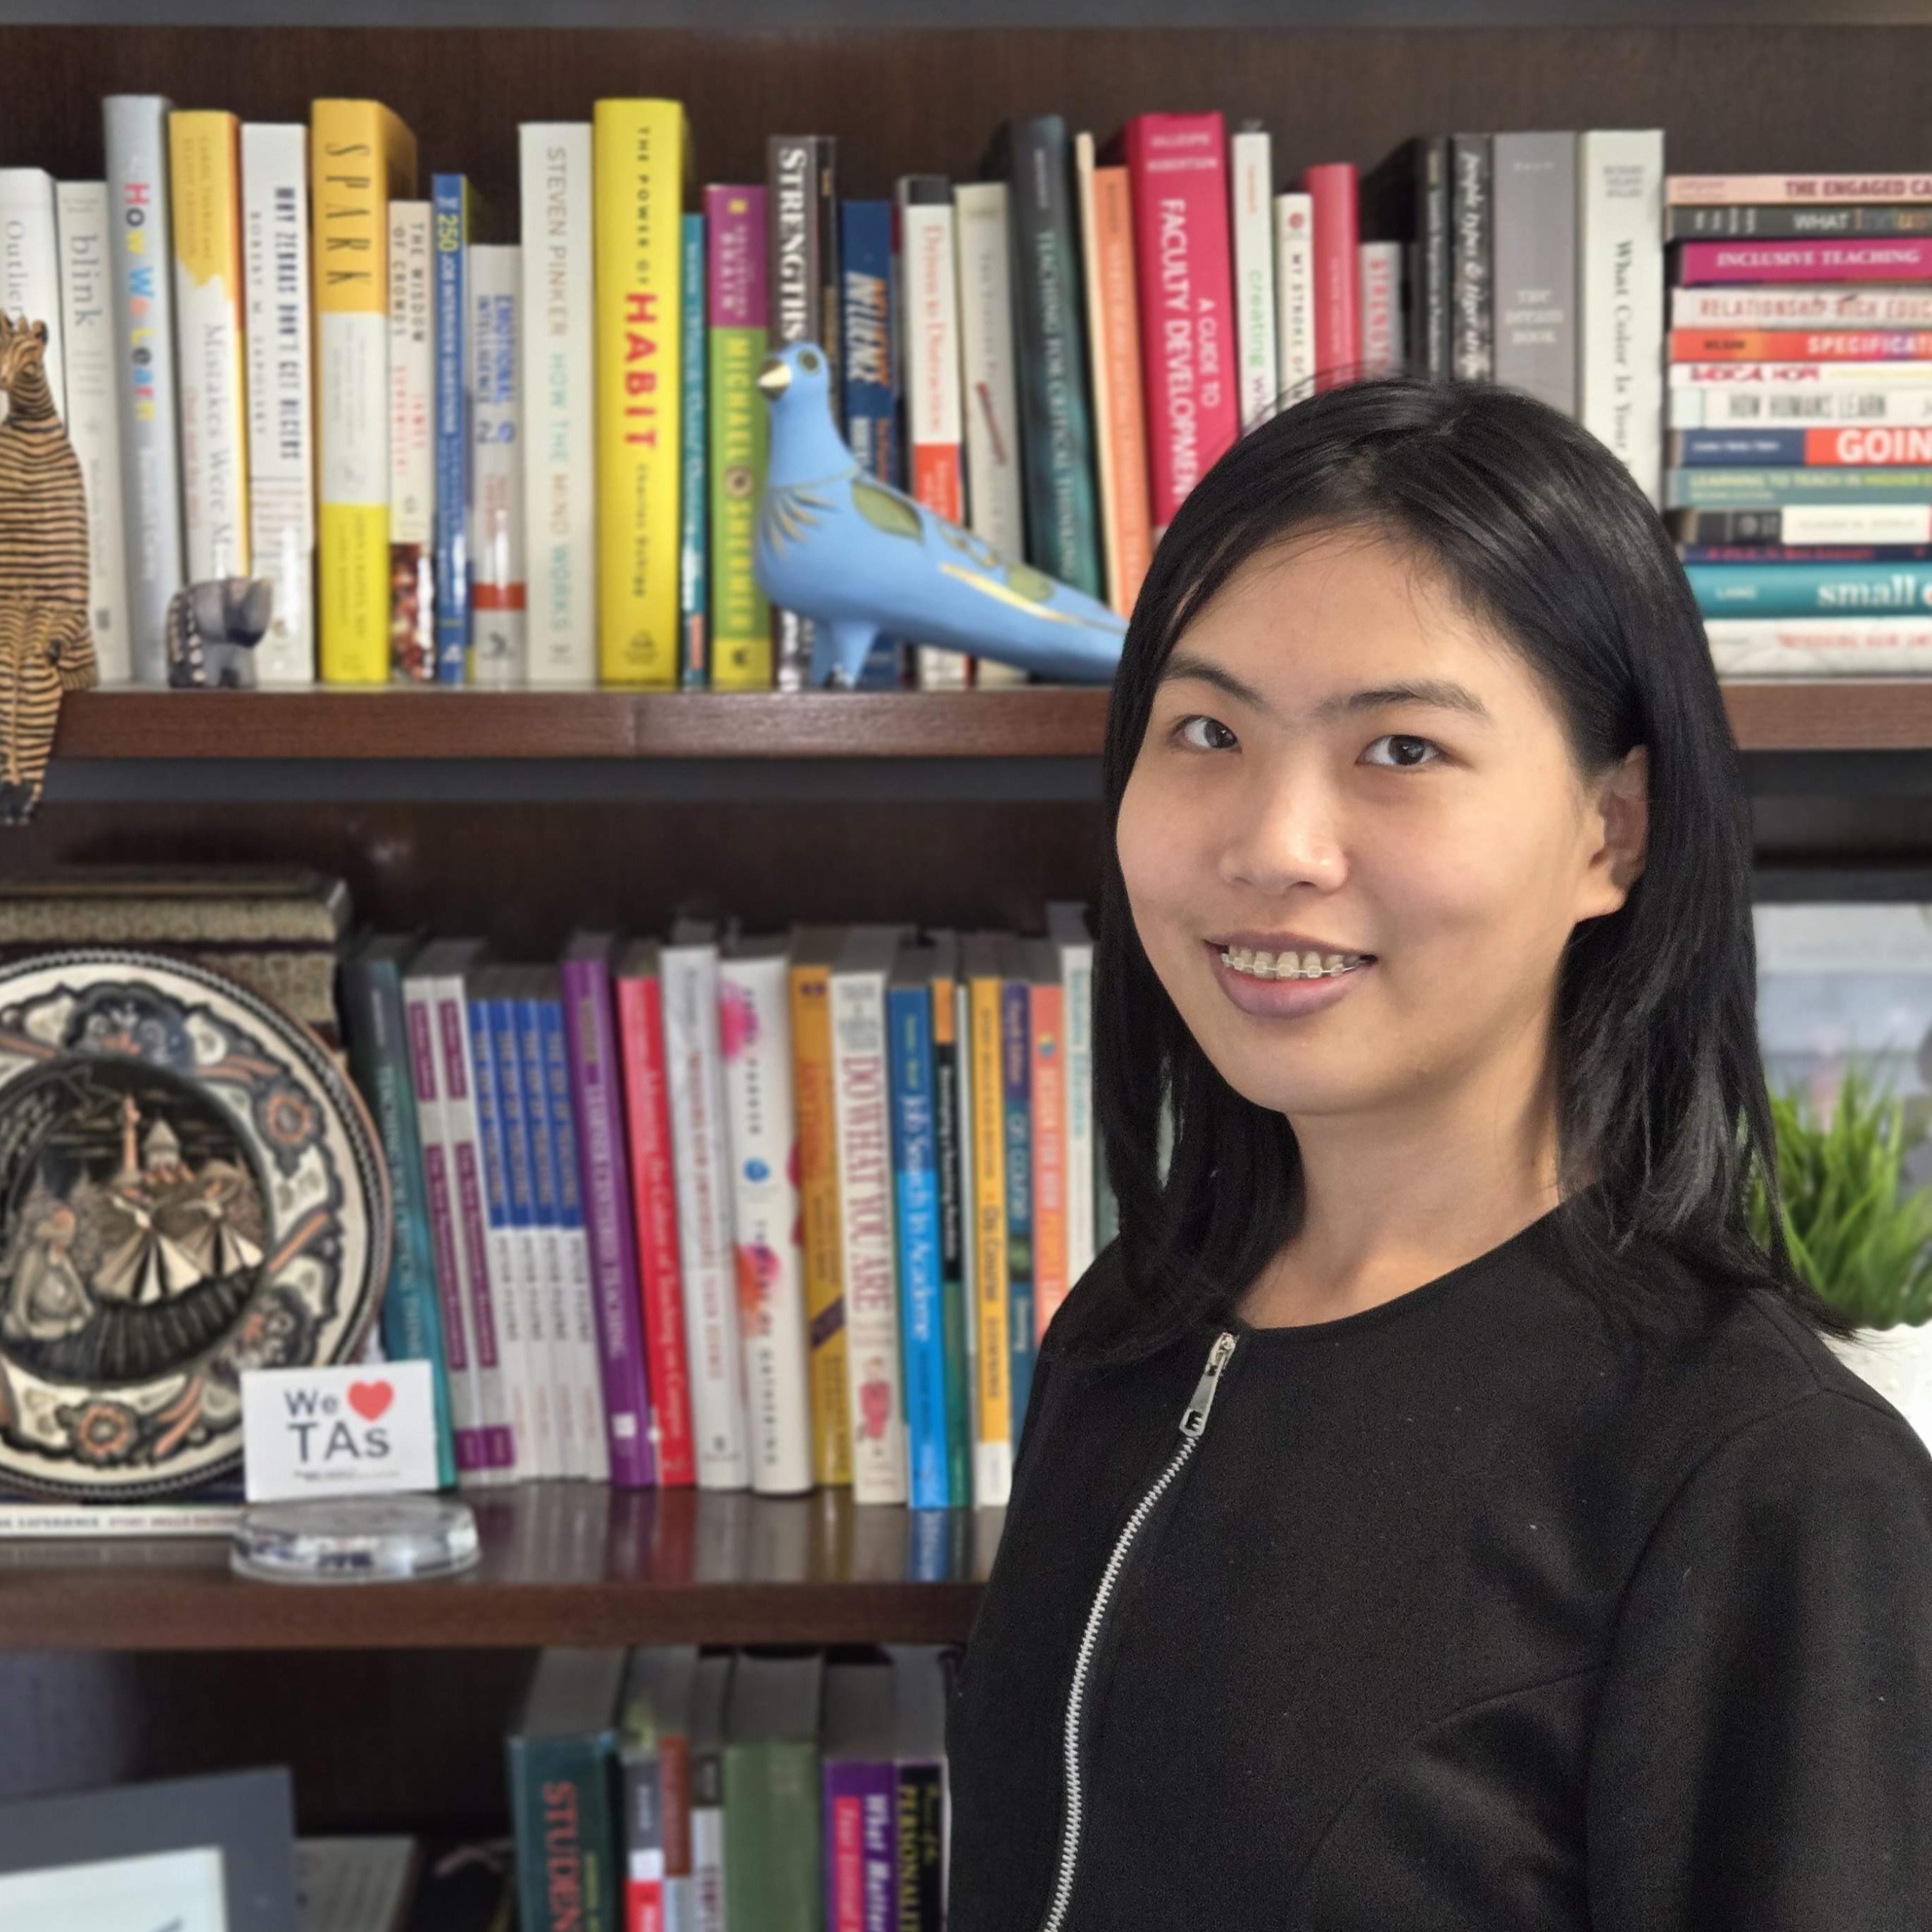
[821,1662,897,1932]
[560,932,657,1486]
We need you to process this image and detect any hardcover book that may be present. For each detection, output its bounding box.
[387,198,435,682]
[821,1662,897,1932]
[1273,189,1316,401]
[723,1653,824,1932]
[961,931,1012,1502]
[1303,160,1360,391]
[0,168,63,415]
[1492,131,1578,416]
[507,1648,627,1932]
[469,243,527,686]
[680,210,708,688]
[1026,936,1068,1344]
[431,172,474,682]
[1579,129,1665,507]
[999,938,1036,1435]
[706,184,773,691]
[1047,902,1097,1287]
[1449,134,1493,381]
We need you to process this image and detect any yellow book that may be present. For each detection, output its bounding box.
[310,99,417,683]
[964,932,1012,1503]
[788,928,854,1487]
[593,99,691,687]
[168,111,251,583]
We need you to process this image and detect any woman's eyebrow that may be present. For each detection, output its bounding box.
[1158,651,1493,725]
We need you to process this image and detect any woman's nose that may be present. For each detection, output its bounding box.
[1217,766,1347,895]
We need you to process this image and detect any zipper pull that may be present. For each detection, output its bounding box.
[1180,1330,1238,1439]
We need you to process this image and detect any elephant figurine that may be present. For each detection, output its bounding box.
[166,577,275,690]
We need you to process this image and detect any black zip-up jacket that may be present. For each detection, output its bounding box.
[945,1199,1932,1930]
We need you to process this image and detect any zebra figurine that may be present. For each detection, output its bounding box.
[0,311,97,821]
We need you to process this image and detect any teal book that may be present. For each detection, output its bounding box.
[340,933,457,1486]
[987,114,1103,598]
[1665,465,1932,510]
[679,210,708,689]
[1686,560,1932,615]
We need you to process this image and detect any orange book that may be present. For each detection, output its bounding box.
[1027,939,1068,1343]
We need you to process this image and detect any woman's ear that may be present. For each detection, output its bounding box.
[1596,744,1649,898]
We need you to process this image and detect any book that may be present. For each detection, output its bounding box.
[1668,172,1932,205]
[559,933,660,1489]
[894,175,971,690]
[0,168,64,417]
[53,180,132,683]
[661,921,753,1489]
[1361,135,1451,380]
[925,933,973,1506]
[593,98,691,688]
[1668,358,1932,388]
[1669,204,1932,240]
[1230,126,1278,429]
[387,197,435,683]
[821,1661,897,1932]
[888,1650,947,1932]
[723,1653,824,1932]
[0,1499,244,1537]
[1667,504,1932,545]
[431,172,474,683]
[1449,134,1493,381]
[1075,136,1154,620]
[612,942,698,1486]
[1492,130,1577,416]
[1673,284,1932,327]
[689,1653,731,1932]
[705,184,772,691]
[1303,160,1360,391]
[1578,129,1665,506]
[1705,615,1932,676]
[719,935,816,1496]
[1357,240,1403,377]
[1665,465,1932,507]
[617,1647,699,1932]
[1047,902,1097,1288]
[789,926,855,1488]
[341,935,458,1489]
[766,133,838,693]
[1673,426,1932,467]
[1273,189,1316,400]
[312,99,417,683]
[952,966,983,1498]
[103,94,187,683]
[679,211,708,688]
[1672,386,1932,431]
[169,110,251,584]
[470,243,526,686]
[506,1648,628,1932]
[1686,561,1932,616]
[1672,327,1932,363]
[519,122,598,688]
[1676,238,1932,284]
[999,937,1036,1437]
[961,931,1012,1503]
[1026,936,1068,1344]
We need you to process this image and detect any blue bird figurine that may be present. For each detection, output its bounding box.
[752,341,1127,688]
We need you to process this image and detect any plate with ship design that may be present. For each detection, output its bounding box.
[0,949,389,1501]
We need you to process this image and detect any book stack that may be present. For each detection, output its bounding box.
[1664,171,1932,678]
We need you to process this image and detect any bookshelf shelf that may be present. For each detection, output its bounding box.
[0,1487,994,1650]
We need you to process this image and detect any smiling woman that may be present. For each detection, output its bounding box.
[945,375,1932,1931]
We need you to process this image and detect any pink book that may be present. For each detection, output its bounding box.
[1122,113,1239,536]
[1303,162,1360,390]
[1677,239,1932,286]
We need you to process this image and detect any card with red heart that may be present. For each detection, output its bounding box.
[239,1360,441,1505]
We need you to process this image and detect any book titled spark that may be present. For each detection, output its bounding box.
[705,184,772,691]
[594,98,691,687]
[311,99,417,683]
[471,244,526,686]
[387,198,435,682]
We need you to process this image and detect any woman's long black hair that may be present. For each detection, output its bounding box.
[1062,372,1857,1360]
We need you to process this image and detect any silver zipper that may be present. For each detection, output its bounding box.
[1035,1328,1239,1932]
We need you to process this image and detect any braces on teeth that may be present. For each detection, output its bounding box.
[1219,947,1371,980]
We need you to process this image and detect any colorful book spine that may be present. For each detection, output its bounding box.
[824,1761,895,1932]
[1673,327,1932,362]
[705,184,772,692]
[1666,465,1932,507]
[1230,127,1277,429]
[1028,945,1067,1345]
[1304,161,1360,392]
[1450,134,1492,381]
[1357,240,1403,378]
[838,198,907,691]
[312,99,416,683]
[1679,425,1932,466]
[1686,561,1932,615]
[1000,116,1103,597]
[1579,129,1665,507]
[788,938,854,1489]
[594,98,690,688]
[431,172,473,682]
[103,94,186,684]
[388,198,435,682]
[1493,132,1579,417]
[999,961,1035,1439]
[1085,150,1154,620]
[1670,359,1932,389]
[1677,239,1932,284]
[507,1679,622,1932]
[1705,616,1932,677]
[169,110,251,583]
[927,945,973,1508]
[953,972,982,1495]
[54,180,132,683]
[964,937,1011,1503]
[679,211,708,688]
[718,947,815,1496]
[560,939,660,1488]
[886,962,949,1508]
[1669,172,1932,205]
[1272,190,1315,401]
[518,122,598,688]
[0,168,65,415]
[470,244,526,686]
[953,181,1026,624]
[1669,205,1932,241]
[536,986,614,1483]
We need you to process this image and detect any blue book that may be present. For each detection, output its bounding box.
[839,198,907,690]
[340,935,458,1487]
[680,210,709,690]
[999,941,1035,1439]
[1686,560,1932,617]
[491,985,553,1476]
[432,174,474,682]
[1676,429,1815,467]
[465,966,527,1470]
[887,945,952,1508]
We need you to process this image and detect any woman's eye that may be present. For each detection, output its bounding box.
[1173,714,1238,752]
[1363,733,1441,769]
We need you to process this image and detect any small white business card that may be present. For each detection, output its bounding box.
[240,1361,441,1505]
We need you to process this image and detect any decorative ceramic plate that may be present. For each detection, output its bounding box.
[0,949,389,1501]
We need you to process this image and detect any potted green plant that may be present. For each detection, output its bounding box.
[1748,1054,1932,1446]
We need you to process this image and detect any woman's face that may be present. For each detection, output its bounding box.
[1116,526,1646,1125]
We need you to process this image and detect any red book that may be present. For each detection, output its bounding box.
[1121,112,1239,534]
[1303,162,1360,390]
[614,946,697,1485]
[1671,327,1932,362]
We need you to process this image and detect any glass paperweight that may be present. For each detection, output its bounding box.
[231,1495,480,1585]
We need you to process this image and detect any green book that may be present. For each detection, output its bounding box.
[506,1647,628,1932]
[722,1651,824,1932]
[705,183,772,690]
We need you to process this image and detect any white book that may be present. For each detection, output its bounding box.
[1670,386,1932,430]
[1273,191,1315,403]
[897,180,971,692]
[519,123,598,686]
[54,182,132,683]
[1047,902,1096,1288]
[104,95,186,683]
[1671,284,1932,329]
[469,244,526,687]
[0,168,64,422]
[1230,130,1277,429]
[830,926,909,1505]
[718,940,815,1496]
[1669,360,1932,389]
[662,921,752,1491]
[1358,241,1403,379]
[388,198,434,683]
[1579,129,1665,508]
[241,123,317,683]
[1705,616,1932,678]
